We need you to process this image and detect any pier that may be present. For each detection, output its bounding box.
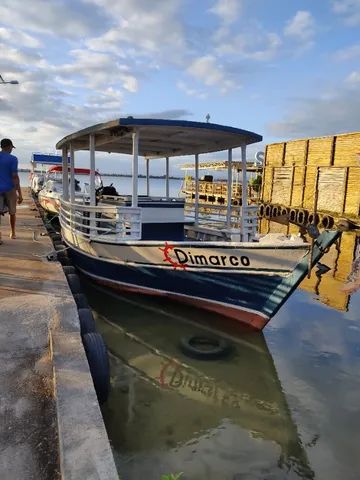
[0,189,117,479]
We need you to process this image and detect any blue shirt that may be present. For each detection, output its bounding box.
[0,152,18,192]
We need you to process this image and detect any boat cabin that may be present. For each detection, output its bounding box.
[56,118,263,244]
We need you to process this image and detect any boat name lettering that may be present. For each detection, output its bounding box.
[173,248,250,268]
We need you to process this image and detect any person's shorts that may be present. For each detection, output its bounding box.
[4,189,17,215]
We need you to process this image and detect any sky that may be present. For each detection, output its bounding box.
[0,0,359,174]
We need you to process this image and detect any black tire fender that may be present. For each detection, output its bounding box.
[179,335,232,360]
[66,273,82,294]
[78,308,96,335]
[82,333,110,404]
[73,293,89,309]
[63,266,76,275]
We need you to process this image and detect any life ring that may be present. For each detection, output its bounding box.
[83,332,110,404]
[258,204,265,217]
[280,207,289,217]
[308,213,320,226]
[289,209,298,223]
[296,209,309,226]
[264,204,272,219]
[179,335,232,360]
[320,215,334,229]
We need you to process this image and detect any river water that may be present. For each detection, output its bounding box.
[22,172,360,480]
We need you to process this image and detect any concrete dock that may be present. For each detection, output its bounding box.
[0,189,118,479]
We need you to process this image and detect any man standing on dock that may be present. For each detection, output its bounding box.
[0,138,23,242]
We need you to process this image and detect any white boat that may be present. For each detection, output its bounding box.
[30,153,63,195]
[56,118,340,330]
[38,165,102,214]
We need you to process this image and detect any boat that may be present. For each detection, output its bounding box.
[56,118,340,330]
[38,165,102,214]
[30,153,63,195]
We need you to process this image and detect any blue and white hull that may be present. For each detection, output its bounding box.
[62,226,339,330]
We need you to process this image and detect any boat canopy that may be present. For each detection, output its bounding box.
[31,153,63,165]
[56,118,262,158]
[48,165,101,175]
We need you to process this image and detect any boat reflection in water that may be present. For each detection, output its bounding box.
[83,280,315,480]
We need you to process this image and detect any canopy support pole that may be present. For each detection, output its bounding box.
[69,144,75,203]
[146,158,150,196]
[226,148,233,228]
[89,134,96,206]
[62,146,69,201]
[241,144,248,241]
[195,153,199,225]
[165,157,169,199]
[132,130,139,207]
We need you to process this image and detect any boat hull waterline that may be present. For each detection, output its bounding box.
[62,227,340,330]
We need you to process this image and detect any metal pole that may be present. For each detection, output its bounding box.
[165,157,170,199]
[62,146,69,201]
[69,144,75,203]
[226,148,232,228]
[132,130,139,207]
[241,144,247,241]
[146,158,150,196]
[195,153,199,225]
[89,134,96,206]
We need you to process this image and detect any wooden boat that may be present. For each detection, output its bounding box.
[56,118,340,330]
[29,153,63,195]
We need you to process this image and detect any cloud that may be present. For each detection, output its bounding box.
[332,0,360,26]
[267,75,360,138]
[345,71,360,87]
[284,10,316,48]
[0,0,109,38]
[177,80,208,99]
[334,44,360,61]
[187,55,237,94]
[0,27,42,48]
[209,0,242,25]
[215,29,281,61]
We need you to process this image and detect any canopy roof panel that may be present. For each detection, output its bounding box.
[56,118,262,158]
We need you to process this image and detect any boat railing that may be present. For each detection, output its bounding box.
[184,202,258,229]
[60,199,142,242]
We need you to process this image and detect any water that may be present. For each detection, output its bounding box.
[24,170,360,479]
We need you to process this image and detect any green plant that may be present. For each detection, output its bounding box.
[160,473,184,480]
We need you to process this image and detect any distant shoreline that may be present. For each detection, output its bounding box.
[19,168,182,180]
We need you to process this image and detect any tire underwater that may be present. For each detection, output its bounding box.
[78,308,96,335]
[82,333,110,404]
[179,335,232,360]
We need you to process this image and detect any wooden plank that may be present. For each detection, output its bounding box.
[307,137,333,166]
[271,167,292,204]
[266,143,285,166]
[344,167,360,216]
[284,139,307,165]
[334,132,360,166]
[291,166,306,207]
[303,166,318,209]
[317,167,347,213]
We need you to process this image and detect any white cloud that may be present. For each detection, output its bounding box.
[332,0,360,26]
[177,80,208,99]
[284,11,315,44]
[0,27,42,48]
[209,0,242,25]
[345,71,360,87]
[267,74,360,138]
[0,0,109,38]
[187,55,236,94]
[334,44,360,61]
[215,30,281,61]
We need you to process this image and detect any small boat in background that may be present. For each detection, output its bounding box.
[38,165,102,215]
[30,153,63,195]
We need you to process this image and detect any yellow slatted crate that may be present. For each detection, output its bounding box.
[291,166,306,207]
[344,167,360,216]
[272,167,293,204]
[334,132,360,166]
[302,166,318,210]
[317,167,347,214]
[307,137,333,166]
[266,143,285,166]
[261,167,273,202]
[284,139,307,165]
